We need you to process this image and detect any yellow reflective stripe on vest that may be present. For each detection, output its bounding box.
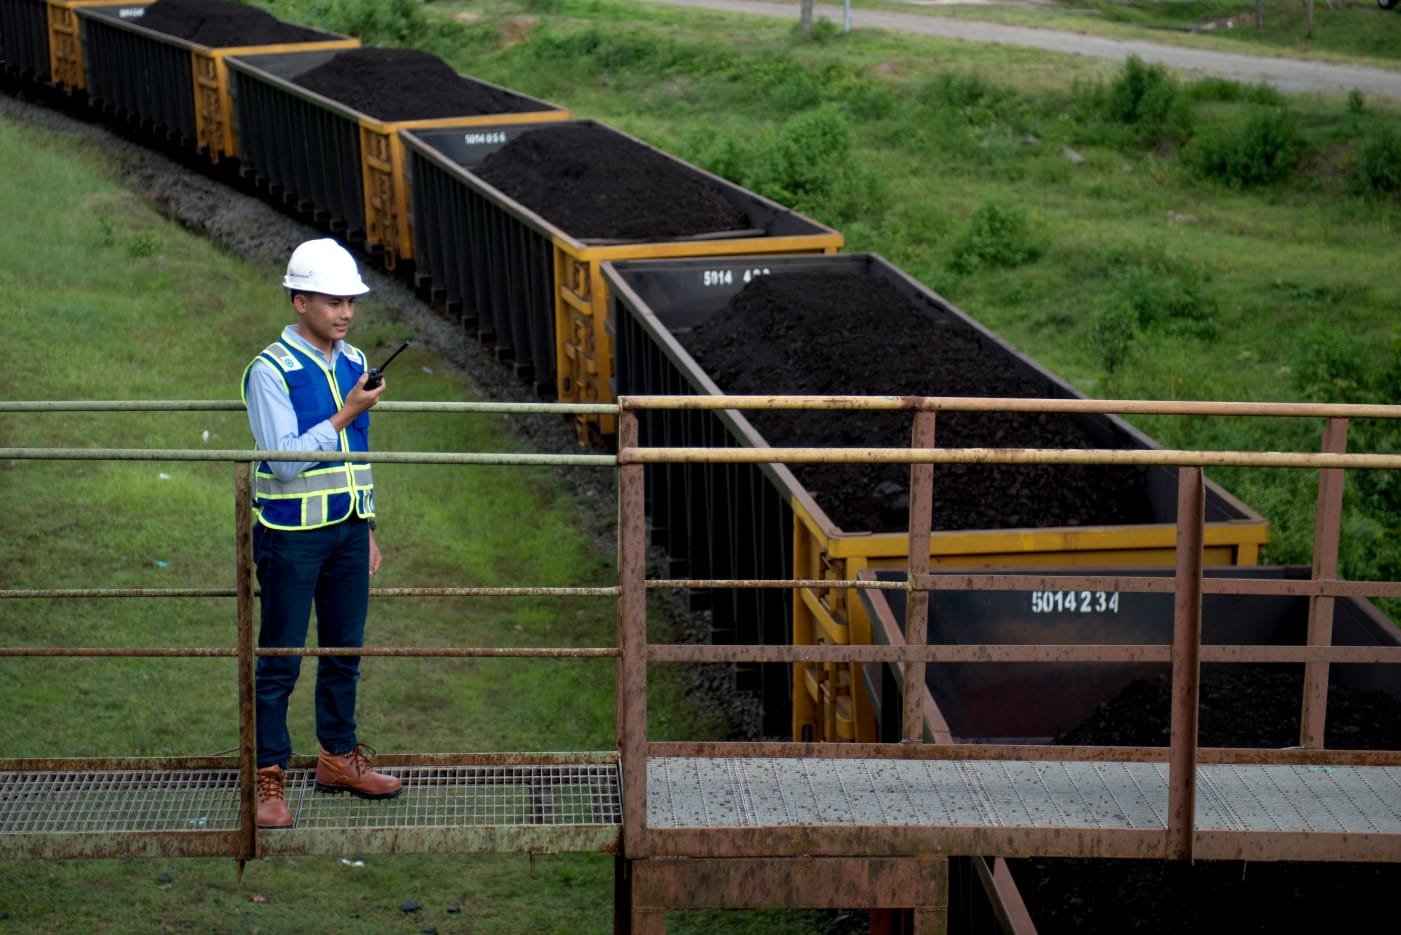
[255,466,353,498]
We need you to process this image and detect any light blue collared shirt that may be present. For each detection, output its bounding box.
[245,325,348,482]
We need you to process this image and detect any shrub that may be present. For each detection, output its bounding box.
[1100,56,1194,146]
[287,0,427,45]
[1289,320,1373,403]
[1089,302,1138,374]
[1097,243,1218,338]
[1187,105,1301,187]
[946,198,1042,274]
[742,105,887,222]
[1354,122,1401,195]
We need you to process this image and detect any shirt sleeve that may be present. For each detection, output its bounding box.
[245,360,342,482]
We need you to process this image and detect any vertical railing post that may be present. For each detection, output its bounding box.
[1301,417,1347,748]
[902,409,935,743]
[1167,466,1204,861]
[234,462,257,866]
[617,407,649,859]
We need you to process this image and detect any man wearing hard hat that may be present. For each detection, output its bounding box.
[240,238,402,829]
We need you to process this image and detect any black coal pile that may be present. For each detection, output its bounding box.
[291,47,550,122]
[1010,666,1401,934]
[472,123,753,241]
[678,269,1152,532]
[132,0,326,46]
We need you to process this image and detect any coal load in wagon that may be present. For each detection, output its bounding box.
[1009,667,1401,934]
[291,47,543,122]
[134,0,325,46]
[679,269,1152,533]
[472,123,752,242]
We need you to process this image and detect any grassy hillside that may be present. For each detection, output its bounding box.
[0,93,810,935]
[262,0,1401,589]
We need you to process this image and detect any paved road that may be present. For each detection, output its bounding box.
[642,0,1401,98]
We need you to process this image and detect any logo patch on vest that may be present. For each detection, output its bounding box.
[267,343,303,371]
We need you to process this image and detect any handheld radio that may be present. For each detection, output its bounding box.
[362,342,409,391]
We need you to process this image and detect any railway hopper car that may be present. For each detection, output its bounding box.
[857,566,1401,745]
[224,46,569,271]
[0,0,137,92]
[856,567,1401,933]
[74,2,357,162]
[604,252,1269,738]
[400,119,842,433]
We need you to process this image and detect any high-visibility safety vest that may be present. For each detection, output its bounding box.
[241,340,375,531]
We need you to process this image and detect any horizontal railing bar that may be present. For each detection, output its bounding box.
[12,579,1401,603]
[8,446,1401,471]
[1,588,237,599]
[645,740,1401,767]
[619,395,1401,419]
[12,397,1401,419]
[259,647,620,658]
[620,447,1401,470]
[9,644,1394,664]
[0,647,619,658]
[0,448,615,466]
[11,579,1401,600]
[0,750,621,771]
[648,578,910,591]
[3,586,618,600]
[0,400,618,415]
[370,586,619,597]
[647,644,1401,664]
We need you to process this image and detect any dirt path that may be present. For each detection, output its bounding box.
[641,0,1401,98]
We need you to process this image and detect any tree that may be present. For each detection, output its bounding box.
[799,0,814,36]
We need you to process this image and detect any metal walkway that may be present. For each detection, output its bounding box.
[0,760,623,860]
[5,757,1400,862]
[649,757,1401,834]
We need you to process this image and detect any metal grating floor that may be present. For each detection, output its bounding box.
[5,759,1400,841]
[646,758,1401,834]
[0,763,622,834]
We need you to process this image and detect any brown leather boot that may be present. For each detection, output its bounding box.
[255,764,294,829]
[314,744,402,799]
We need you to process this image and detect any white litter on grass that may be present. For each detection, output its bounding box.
[202,430,210,442]
[421,366,433,375]
[159,472,171,480]
[340,858,365,867]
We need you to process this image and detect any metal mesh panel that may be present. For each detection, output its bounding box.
[289,763,621,829]
[0,763,621,834]
[0,769,242,833]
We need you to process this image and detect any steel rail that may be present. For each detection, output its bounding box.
[618,394,1401,419]
[15,577,1401,600]
[10,396,1401,420]
[0,447,615,465]
[618,446,1401,469]
[0,646,619,658]
[0,400,617,415]
[9,445,1401,471]
[0,586,619,599]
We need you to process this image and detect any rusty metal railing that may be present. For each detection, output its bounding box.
[4,395,1401,867]
[0,399,621,865]
[612,395,1401,866]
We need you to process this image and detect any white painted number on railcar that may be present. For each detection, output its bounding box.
[1029,590,1120,613]
[119,7,146,16]
[463,132,508,145]
[701,267,771,287]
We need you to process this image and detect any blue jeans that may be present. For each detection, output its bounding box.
[253,519,369,768]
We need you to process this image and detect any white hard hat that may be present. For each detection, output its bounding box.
[283,238,370,296]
